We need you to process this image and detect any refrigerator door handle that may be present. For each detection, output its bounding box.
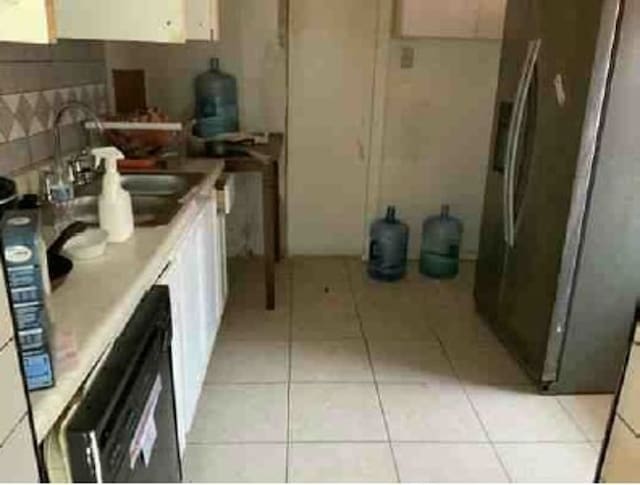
[504,39,542,246]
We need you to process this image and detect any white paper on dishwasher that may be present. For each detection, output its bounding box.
[141,417,158,467]
[129,374,162,469]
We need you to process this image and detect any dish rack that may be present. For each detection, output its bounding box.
[84,120,187,168]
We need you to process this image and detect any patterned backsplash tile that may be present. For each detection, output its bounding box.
[0,40,107,175]
[0,84,107,144]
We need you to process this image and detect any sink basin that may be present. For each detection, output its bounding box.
[49,171,206,227]
[120,173,201,197]
[77,171,205,199]
[67,195,180,227]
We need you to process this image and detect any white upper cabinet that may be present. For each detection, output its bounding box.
[186,0,220,41]
[476,0,508,39]
[54,0,221,43]
[394,0,506,40]
[0,418,39,483]
[55,0,187,42]
[0,0,56,44]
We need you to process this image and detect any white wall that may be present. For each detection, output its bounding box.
[378,39,501,258]
[286,0,502,258]
[105,0,286,256]
[287,0,378,256]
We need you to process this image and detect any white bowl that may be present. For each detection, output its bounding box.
[63,229,109,260]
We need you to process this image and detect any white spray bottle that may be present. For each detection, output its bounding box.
[91,147,134,243]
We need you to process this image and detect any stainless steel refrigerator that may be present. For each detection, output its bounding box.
[475,0,640,393]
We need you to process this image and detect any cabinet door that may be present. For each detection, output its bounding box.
[0,0,55,44]
[395,0,478,38]
[160,213,207,436]
[55,0,187,43]
[476,0,507,40]
[207,198,222,339]
[186,0,220,41]
[216,210,228,316]
[0,417,39,483]
[617,343,640,433]
[0,342,28,443]
[195,201,219,353]
[160,202,224,440]
[180,214,208,432]
[207,197,223,322]
[602,417,640,482]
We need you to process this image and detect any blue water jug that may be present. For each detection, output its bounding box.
[368,206,409,282]
[194,58,239,138]
[420,205,463,279]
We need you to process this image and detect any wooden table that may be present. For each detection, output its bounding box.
[214,134,283,310]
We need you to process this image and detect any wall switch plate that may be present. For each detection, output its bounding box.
[400,46,415,69]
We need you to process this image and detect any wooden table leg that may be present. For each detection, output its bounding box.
[263,163,276,310]
[273,160,281,262]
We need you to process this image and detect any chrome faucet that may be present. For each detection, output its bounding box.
[53,100,105,174]
[43,101,105,202]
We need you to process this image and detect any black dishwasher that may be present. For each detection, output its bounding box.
[66,286,181,482]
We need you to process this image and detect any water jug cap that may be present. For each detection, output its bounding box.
[385,206,397,222]
[441,204,450,218]
[210,57,220,71]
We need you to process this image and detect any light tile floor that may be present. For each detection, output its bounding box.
[183,257,614,483]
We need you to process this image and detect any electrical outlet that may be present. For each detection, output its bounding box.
[400,46,414,69]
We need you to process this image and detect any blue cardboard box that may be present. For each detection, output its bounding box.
[1,210,54,391]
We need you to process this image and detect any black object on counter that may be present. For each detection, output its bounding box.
[47,221,88,287]
[17,193,40,210]
[0,176,18,217]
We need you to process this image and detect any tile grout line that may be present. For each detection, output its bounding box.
[186,438,596,446]
[345,258,402,483]
[285,262,294,483]
[434,332,514,483]
[555,396,596,444]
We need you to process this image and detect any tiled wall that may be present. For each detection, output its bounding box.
[0,41,107,175]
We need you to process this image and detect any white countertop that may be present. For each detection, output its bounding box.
[29,158,225,443]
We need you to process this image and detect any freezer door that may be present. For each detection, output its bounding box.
[553,0,638,393]
[474,0,537,323]
[497,0,607,385]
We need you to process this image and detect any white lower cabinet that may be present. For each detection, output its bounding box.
[160,197,226,457]
[0,342,28,443]
[0,417,39,483]
[602,417,640,482]
[617,343,640,432]
[215,207,228,317]
[600,339,640,482]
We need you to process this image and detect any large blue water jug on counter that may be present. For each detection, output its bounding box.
[420,205,463,279]
[194,58,239,138]
[368,206,409,282]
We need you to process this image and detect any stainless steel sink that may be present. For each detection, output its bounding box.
[77,171,204,198]
[120,173,200,197]
[66,195,180,227]
[48,171,206,227]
